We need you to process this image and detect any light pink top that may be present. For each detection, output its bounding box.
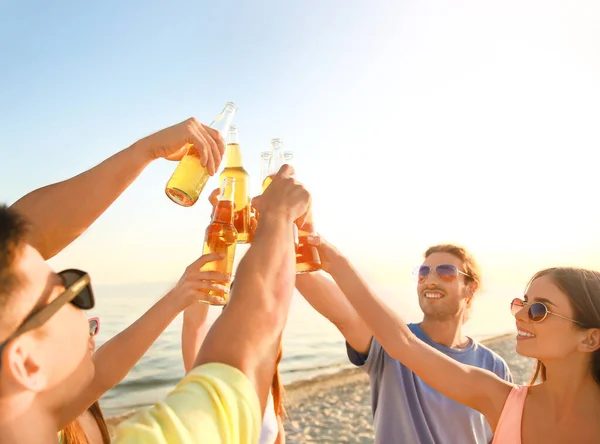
[492,385,528,444]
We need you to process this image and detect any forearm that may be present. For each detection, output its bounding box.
[328,256,415,357]
[195,214,296,413]
[181,303,210,373]
[295,273,352,325]
[92,293,181,392]
[295,272,372,353]
[10,142,152,259]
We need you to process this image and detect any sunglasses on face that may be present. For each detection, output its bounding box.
[414,264,471,284]
[510,298,581,325]
[89,317,100,337]
[0,269,95,353]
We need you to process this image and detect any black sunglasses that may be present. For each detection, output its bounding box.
[413,264,472,284]
[0,269,95,353]
[510,298,581,325]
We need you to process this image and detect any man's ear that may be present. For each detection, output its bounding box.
[469,280,479,295]
[465,281,479,306]
[3,337,47,392]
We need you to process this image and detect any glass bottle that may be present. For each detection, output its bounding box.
[260,142,320,273]
[261,138,286,192]
[260,151,272,184]
[165,102,237,207]
[284,152,322,274]
[219,125,251,243]
[199,177,238,305]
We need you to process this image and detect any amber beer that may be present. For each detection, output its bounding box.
[260,139,321,273]
[165,102,237,207]
[295,209,321,274]
[200,177,237,305]
[219,125,251,243]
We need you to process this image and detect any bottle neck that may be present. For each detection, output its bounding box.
[210,107,237,137]
[212,200,234,225]
[225,143,243,168]
[267,148,286,175]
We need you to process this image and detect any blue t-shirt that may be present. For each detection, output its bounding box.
[347,323,513,444]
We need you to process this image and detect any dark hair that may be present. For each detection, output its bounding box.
[526,267,600,386]
[0,205,29,337]
[0,205,28,295]
[61,401,111,443]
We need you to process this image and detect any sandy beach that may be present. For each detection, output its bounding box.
[107,334,533,443]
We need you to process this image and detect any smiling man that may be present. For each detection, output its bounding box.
[296,243,513,444]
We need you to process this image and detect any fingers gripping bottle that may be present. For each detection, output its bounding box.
[165,102,237,207]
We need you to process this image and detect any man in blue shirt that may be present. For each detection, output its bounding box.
[296,243,512,444]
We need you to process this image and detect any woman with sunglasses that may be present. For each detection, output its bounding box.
[182,297,286,444]
[56,253,231,444]
[309,235,600,443]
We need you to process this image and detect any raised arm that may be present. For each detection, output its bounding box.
[57,253,229,428]
[181,302,211,374]
[295,272,372,353]
[208,189,372,354]
[195,165,310,413]
[312,236,512,429]
[11,118,224,259]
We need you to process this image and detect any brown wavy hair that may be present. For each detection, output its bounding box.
[60,401,111,444]
[526,267,600,387]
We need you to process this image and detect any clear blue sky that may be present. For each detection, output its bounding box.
[1,0,600,285]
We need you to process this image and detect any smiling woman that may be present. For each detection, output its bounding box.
[517,268,600,386]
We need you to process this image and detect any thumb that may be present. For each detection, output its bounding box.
[208,188,220,207]
[165,145,188,161]
[251,195,262,210]
[204,295,226,306]
[305,234,322,247]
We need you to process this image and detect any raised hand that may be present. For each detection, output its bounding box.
[168,253,232,307]
[137,117,225,175]
[251,165,311,227]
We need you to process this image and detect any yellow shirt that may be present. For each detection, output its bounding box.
[113,363,261,444]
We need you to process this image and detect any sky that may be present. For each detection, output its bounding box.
[1,0,600,288]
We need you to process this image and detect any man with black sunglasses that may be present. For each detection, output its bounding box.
[296,241,512,443]
[0,119,309,442]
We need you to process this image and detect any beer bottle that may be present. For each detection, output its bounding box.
[200,177,238,305]
[165,102,237,207]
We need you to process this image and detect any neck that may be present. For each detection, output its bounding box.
[225,143,243,168]
[0,395,57,444]
[539,356,600,419]
[419,316,469,348]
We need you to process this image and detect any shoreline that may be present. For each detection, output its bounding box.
[105,332,520,433]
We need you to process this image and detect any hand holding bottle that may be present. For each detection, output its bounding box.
[251,165,311,226]
[167,253,232,308]
[305,235,343,274]
[138,117,225,175]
